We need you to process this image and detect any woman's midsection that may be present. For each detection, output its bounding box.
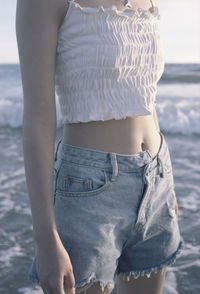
[62,114,161,159]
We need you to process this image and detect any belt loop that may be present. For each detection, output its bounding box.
[54,139,62,161]
[157,156,165,178]
[109,153,118,181]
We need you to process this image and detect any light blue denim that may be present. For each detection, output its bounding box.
[28,131,184,293]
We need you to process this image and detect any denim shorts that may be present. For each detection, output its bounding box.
[28,131,184,293]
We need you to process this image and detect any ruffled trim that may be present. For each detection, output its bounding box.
[71,1,160,20]
[116,239,184,281]
[59,108,154,125]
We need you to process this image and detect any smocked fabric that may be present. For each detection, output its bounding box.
[55,0,166,124]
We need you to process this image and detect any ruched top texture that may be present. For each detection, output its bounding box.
[55,0,166,124]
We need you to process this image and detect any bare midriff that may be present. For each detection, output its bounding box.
[62,113,161,159]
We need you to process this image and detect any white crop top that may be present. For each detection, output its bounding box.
[55,0,166,124]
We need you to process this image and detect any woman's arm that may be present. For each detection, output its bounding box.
[16,1,75,293]
[16,0,62,245]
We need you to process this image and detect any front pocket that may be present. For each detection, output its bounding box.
[64,174,92,192]
[55,160,111,197]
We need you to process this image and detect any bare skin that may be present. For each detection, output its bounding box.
[63,114,161,158]
[16,0,173,293]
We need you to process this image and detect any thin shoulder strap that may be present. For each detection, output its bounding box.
[149,0,155,12]
[68,0,75,4]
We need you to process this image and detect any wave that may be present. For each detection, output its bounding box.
[160,63,200,84]
[156,96,200,135]
[0,63,200,135]
[161,74,200,84]
[0,94,200,136]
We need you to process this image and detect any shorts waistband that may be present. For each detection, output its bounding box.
[54,131,169,180]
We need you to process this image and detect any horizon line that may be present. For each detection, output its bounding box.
[0,61,200,65]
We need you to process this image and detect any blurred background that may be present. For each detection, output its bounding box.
[0,0,200,293]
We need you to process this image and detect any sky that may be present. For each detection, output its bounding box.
[0,0,200,64]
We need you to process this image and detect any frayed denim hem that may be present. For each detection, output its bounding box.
[75,272,114,294]
[27,271,114,294]
[116,239,184,281]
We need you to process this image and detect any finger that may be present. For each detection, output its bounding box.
[40,276,65,294]
[64,274,75,294]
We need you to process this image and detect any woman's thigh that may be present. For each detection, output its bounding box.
[77,267,167,294]
[116,267,167,294]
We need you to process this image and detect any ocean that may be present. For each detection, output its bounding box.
[0,63,200,294]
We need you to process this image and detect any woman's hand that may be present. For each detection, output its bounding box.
[36,238,75,294]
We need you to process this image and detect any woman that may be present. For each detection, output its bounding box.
[16,0,184,293]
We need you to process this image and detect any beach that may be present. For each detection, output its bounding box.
[0,63,200,294]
